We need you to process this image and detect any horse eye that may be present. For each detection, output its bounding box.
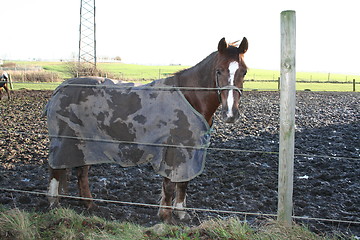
[244,70,247,76]
[216,70,221,75]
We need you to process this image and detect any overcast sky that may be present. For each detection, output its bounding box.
[1,0,359,74]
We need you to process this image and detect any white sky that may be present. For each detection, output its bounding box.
[1,0,359,74]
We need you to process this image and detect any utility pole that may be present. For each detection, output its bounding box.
[79,0,97,69]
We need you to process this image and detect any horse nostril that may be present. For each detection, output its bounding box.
[225,117,236,123]
[221,109,239,123]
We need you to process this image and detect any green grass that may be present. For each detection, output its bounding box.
[98,62,188,80]
[12,82,61,91]
[11,61,188,81]
[5,60,360,92]
[11,80,358,92]
[245,68,359,82]
[244,81,358,92]
[41,63,73,79]
[0,206,348,240]
[296,82,357,92]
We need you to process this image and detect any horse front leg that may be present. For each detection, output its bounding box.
[158,177,176,223]
[174,181,190,221]
[76,165,95,209]
[48,168,67,208]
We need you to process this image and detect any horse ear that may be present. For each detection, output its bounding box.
[218,37,228,54]
[238,37,248,54]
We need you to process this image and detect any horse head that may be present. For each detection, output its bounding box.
[215,37,248,123]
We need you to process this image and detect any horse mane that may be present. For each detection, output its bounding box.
[174,52,217,78]
[172,46,247,86]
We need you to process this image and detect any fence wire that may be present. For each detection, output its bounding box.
[1,129,359,162]
[0,187,359,226]
[0,81,359,229]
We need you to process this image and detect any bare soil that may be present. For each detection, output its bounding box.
[0,90,359,237]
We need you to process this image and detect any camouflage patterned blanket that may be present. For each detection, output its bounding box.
[46,77,211,182]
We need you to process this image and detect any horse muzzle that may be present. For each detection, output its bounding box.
[221,107,240,123]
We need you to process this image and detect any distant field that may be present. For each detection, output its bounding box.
[246,68,359,82]
[6,61,360,92]
[13,82,61,90]
[98,63,188,80]
[12,80,358,92]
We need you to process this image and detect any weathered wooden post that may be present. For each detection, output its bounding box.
[278,10,296,226]
[8,73,13,90]
[353,79,356,92]
[278,77,280,90]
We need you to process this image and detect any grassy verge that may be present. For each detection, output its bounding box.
[5,61,360,92]
[10,60,359,82]
[0,207,347,240]
[98,62,188,80]
[12,82,61,91]
[244,81,359,92]
[246,68,359,82]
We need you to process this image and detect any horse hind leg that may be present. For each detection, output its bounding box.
[174,181,190,221]
[48,168,68,208]
[158,177,176,223]
[4,85,10,101]
[76,165,95,209]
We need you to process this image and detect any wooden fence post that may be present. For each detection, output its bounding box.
[353,79,356,92]
[278,10,296,226]
[278,77,280,90]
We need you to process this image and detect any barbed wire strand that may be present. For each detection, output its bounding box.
[1,129,359,161]
[0,187,359,225]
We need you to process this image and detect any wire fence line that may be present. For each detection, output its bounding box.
[1,83,359,228]
[1,129,359,162]
[9,82,279,92]
[6,79,360,92]
[2,65,358,83]
[7,80,253,91]
[0,187,359,226]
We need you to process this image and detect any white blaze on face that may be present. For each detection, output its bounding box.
[226,61,239,118]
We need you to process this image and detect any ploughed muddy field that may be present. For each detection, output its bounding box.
[0,90,359,237]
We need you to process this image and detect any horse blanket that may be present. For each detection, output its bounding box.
[46,77,211,182]
[0,72,9,87]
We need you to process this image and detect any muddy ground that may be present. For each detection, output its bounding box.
[0,90,359,237]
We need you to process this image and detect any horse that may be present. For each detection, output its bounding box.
[45,37,248,223]
[0,71,11,100]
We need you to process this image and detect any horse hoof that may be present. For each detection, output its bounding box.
[158,210,176,224]
[163,217,176,225]
[175,210,191,222]
[85,201,98,210]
